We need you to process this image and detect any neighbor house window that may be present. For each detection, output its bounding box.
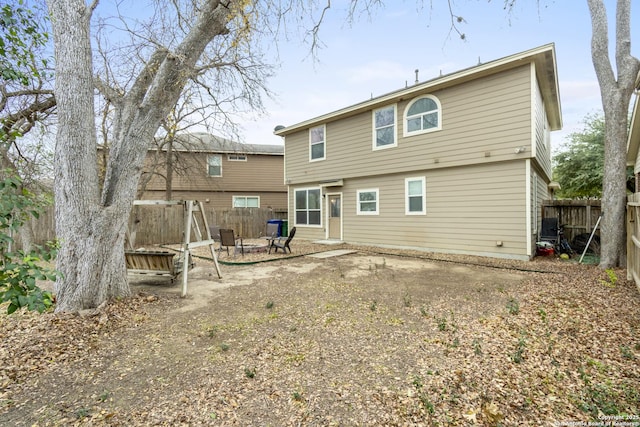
[295,188,321,225]
[207,155,222,176]
[373,105,397,149]
[405,177,426,214]
[404,95,441,136]
[233,196,260,208]
[228,154,247,161]
[309,125,325,161]
[357,189,379,215]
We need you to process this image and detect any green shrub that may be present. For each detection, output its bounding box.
[0,175,59,314]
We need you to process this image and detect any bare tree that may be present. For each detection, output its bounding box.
[586,0,639,268]
[46,0,282,312]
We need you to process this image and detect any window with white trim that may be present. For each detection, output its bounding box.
[405,177,426,214]
[228,154,247,161]
[357,189,379,215]
[207,155,222,176]
[233,196,260,208]
[295,188,321,225]
[404,95,441,136]
[373,105,397,149]
[309,125,325,161]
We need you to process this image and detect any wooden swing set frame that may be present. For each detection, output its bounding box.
[125,200,222,297]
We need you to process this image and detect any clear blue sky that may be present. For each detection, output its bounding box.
[238,0,639,151]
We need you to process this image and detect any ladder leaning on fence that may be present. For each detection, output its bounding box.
[126,200,222,297]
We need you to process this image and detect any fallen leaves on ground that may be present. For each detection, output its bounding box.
[0,248,638,426]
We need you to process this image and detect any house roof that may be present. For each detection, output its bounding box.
[164,133,283,155]
[626,72,640,168]
[274,43,562,136]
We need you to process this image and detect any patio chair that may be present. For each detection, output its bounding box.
[540,217,559,245]
[269,227,296,254]
[209,225,221,241]
[219,228,243,256]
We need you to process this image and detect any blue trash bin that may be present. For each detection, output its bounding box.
[267,219,283,237]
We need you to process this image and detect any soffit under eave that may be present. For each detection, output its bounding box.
[533,49,562,131]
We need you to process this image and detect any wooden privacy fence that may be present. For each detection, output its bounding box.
[541,199,601,244]
[627,193,640,289]
[129,205,287,246]
[14,204,287,248]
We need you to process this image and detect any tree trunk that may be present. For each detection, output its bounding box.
[587,0,640,268]
[600,96,630,267]
[54,206,131,311]
[19,218,35,253]
[47,0,131,312]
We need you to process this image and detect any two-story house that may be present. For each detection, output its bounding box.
[276,44,562,260]
[139,133,287,212]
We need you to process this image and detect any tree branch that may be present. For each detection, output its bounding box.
[587,0,616,92]
[615,0,640,86]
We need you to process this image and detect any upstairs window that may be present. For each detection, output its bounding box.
[309,125,325,161]
[228,154,247,161]
[404,95,441,136]
[207,155,222,176]
[373,105,397,149]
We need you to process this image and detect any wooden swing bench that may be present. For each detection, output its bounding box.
[125,250,178,281]
[125,200,222,296]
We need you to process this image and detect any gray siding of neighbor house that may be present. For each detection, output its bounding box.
[141,152,287,210]
[285,65,533,186]
[289,160,529,259]
[142,190,287,211]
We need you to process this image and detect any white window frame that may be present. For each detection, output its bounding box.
[403,95,442,137]
[228,154,247,161]
[356,189,379,215]
[405,177,426,215]
[372,105,397,150]
[207,155,222,177]
[294,187,322,226]
[233,195,260,208]
[309,125,326,162]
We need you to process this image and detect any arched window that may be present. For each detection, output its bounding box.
[404,95,441,136]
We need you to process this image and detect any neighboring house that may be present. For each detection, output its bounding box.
[276,44,562,260]
[139,132,287,211]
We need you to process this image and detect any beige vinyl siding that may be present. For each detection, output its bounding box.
[141,190,287,211]
[528,163,550,255]
[341,161,529,259]
[140,151,286,211]
[290,160,529,259]
[145,152,285,193]
[285,66,532,185]
[533,70,553,179]
[532,163,550,234]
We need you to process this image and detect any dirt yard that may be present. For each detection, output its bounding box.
[0,244,638,426]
